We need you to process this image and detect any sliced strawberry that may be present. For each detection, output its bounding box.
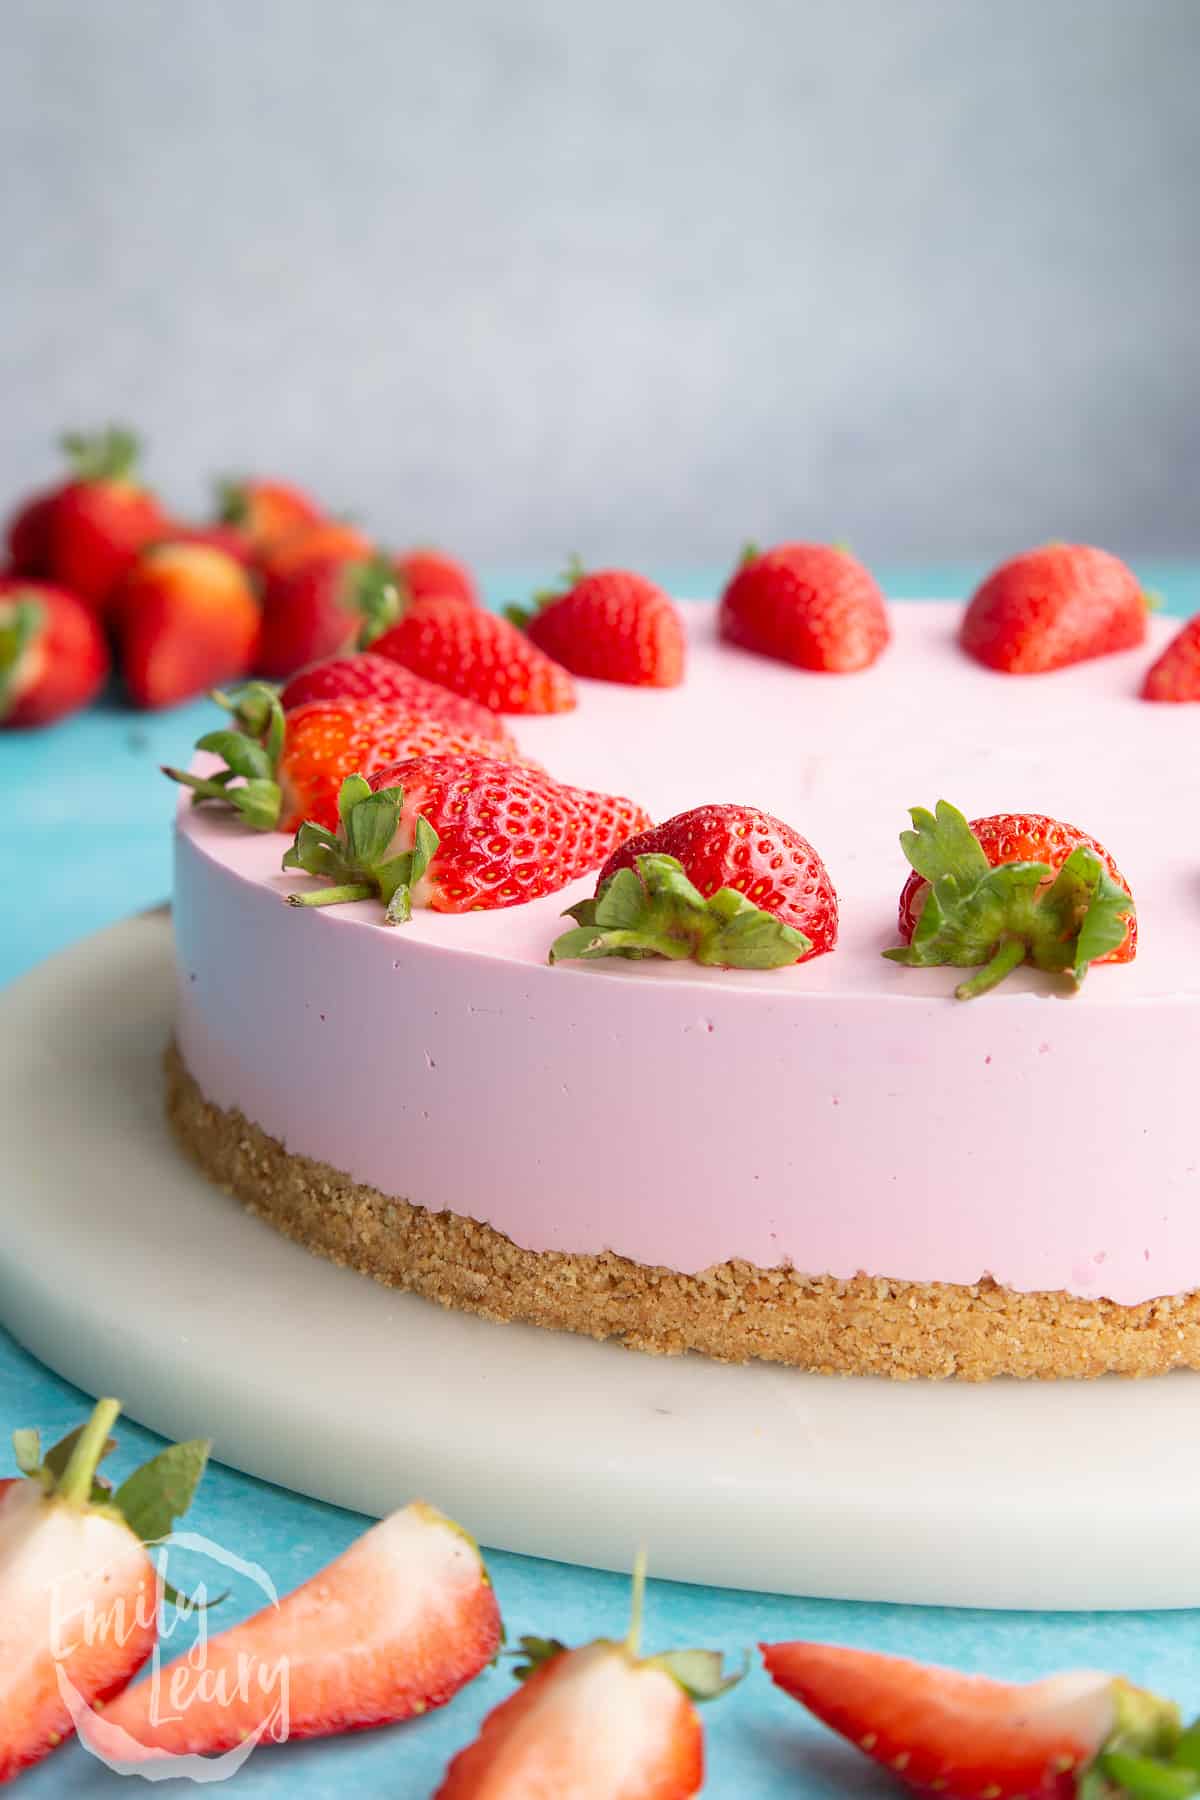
[1142,615,1200,702]
[762,1642,1187,1800]
[217,477,323,553]
[886,802,1136,998]
[552,803,836,969]
[719,542,889,672]
[283,757,650,919]
[117,542,260,710]
[99,1502,501,1755]
[45,429,170,614]
[255,554,401,679]
[279,651,511,742]
[510,563,686,688]
[961,544,1148,674]
[0,1400,209,1783]
[395,546,478,607]
[373,596,576,714]
[0,579,110,728]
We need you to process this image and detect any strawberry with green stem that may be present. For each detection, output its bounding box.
[0,1399,209,1782]
[885,801,1136,999]
[0,579,110,728]
[509,557,686,688]
[216,476,323,554]
[45,428,170,614]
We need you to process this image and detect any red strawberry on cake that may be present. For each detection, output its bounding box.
[551,803,837,969]
[1142,613,1200,701]
[0,578,110,728]
[279,650,510,741]
[719,542,889,672]
[394,546,477,607]
[373,596,576,714]
[960,543,1149,673]
[509,561,686,687]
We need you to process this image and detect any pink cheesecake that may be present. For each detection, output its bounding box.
[168,601,1200,1378]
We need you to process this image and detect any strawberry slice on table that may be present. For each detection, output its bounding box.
[761,1642,1197,1800]
[886,801,1136,999]
[44,428,170,614]
[508,561,686,688]
[283,758,651,919]
[1142,614,1200,701]
[373,594,576,714]
[551,803,837,970]
[256,553,404,679]
[0,579,110,728]
[165,684,525,832]
[217,476,323,554]
[97,1502,501,1757]
[0,1398,209,1783]
[719,541,890,672]
[960,544,1149,674]
[394,546,478,607]
[279,650,511,741]
[436,1556,738,1799]
[116,541,261,710]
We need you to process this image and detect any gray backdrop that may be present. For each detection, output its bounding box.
[2,0,1197,573]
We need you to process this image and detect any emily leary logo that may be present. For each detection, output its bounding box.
[51,1531,290,1783]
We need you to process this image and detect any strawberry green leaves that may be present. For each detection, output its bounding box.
[884,801,1136,999]
[11,1399,210,1541]
[550,853,812,970]
[163,681,287,831]
[283,774,439,924]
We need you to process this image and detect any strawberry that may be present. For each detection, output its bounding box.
[395,546,478,607]
[887,801,1136,999]
[155,522,256,566]
[1142,614,1200,702]
[0,579,110,728]
[117,542,260,711]
[258,518,374,587]
[5,487,59,577]
[217,477,323,553]
[436,1558,738,1799]
[960,544,1149,674]
[98,1502,501,1756]
[552,803,837,969]
[283,758,651,919]
[0,1398,209,1783]
[166,685,526,833]
[510,561,686,688]
[256,554,401,679]
[279,651,512,743]
[45,429,170,614]
[761,1642,1193,1800]
[719,542,889,672]
[373,596,575,714]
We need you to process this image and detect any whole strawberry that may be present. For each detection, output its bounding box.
[258,518,374,588]
[552,803,837,969]
[45,428,170,613]
[283,757,650,919]
[961,544,1148,673]
[1142,614,1200,702]
[373,595,576,714]
[510,561,686,687]
[0,579,110,728]
[156,521,256,565]
[217,476,323,553]
[280,651,512,743]
[394,546,477,607]
[256,554,401,679]
[117,542,260,710]
[5,487,59,577]
[166,686,526,833]
[887,801,1136,998]
[719,542,889,672]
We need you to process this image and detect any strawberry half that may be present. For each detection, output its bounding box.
[373,595,576,714]
[1142,614,1200,702]
[395,546,478,607]
[552,803,837,970]
[719,542,890,672]
[283,758,651,920]
[279,651,510,741]
[217,477,323,554]
[886,801,1136,999]
[762,1642,1192,1800]
[436,1558,738,1799]
[97,1502,501,1757]
[0,579,110,728]
[509,562,686,688]
[116,542,261,710]
[0,1399,209,1782]
[45,428,170,614]
[960,544,1149,674]
[166,685,524,832]
[255,554,402,679]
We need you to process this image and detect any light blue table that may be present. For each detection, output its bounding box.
[3,566,1199,1797]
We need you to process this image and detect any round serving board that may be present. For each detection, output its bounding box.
[3,911,1198,1611]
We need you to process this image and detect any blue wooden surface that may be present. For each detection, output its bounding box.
[2,567,1199,1796]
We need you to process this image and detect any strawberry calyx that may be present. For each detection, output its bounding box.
[282,773,439,924]
[506,554,588,630]
[61,426,141,486]
[347,554,404,647]
[162,681,286,830]
[549,852,812,970]
[1081,1680,1194,1798]
[0,595,42,717]
[883,801,1134,999]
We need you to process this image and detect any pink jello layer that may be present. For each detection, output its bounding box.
[174,601,1200,1306]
